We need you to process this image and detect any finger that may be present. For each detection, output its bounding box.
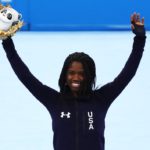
[131,24,135,30]
[131,14,134,23]
[142,17,144,25]
[131,12,136,23]
[136,13,140,22]
[133,12,137,23]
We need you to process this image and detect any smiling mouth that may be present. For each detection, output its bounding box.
[71,82,81,88]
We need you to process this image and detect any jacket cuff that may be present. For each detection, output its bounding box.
[2,37,15,52]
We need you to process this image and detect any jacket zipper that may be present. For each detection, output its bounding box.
[75,100,79,150]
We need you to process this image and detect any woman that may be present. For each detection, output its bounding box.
[1,13,146,150]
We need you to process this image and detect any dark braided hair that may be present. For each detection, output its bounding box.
[59,52,96,97]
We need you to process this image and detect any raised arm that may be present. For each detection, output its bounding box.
[96,13,146,105]
[2,37,59,107]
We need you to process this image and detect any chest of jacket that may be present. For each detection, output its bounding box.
[51,98,108,136]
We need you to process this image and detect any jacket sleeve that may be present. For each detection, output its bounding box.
[96,35,146,106]
[2,37,59,107]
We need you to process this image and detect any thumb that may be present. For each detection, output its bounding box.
[131,24,135,30]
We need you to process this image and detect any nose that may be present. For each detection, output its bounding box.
[72,73,81,81]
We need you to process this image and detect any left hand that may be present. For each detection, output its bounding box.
[131,13,145,36]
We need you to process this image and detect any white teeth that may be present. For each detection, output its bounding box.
[72,83,80,87]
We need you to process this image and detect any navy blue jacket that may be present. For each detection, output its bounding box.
[2,36,146,150]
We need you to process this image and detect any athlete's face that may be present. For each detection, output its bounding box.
[66,61,85,96]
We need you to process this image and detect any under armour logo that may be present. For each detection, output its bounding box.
[60,112,71,118]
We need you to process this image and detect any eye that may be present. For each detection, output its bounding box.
[78,71,84,76]
[7,13,12,20]
[1,9,7,14]
[67,70,75,76]
[18,14,22,20]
